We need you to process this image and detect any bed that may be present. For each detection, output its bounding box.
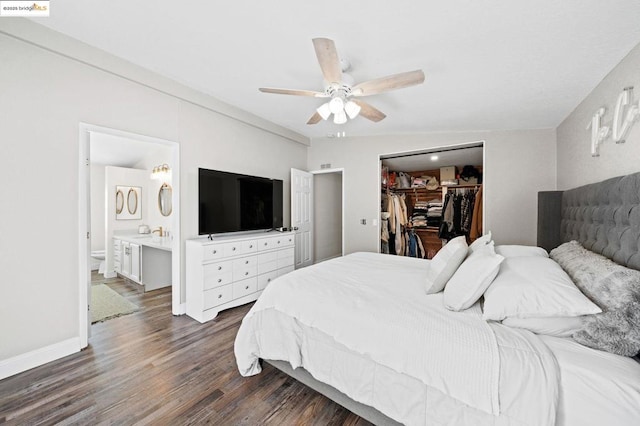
[234,173,640,426]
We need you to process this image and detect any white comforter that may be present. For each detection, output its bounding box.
[235,253,559,425]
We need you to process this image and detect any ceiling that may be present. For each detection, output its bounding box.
[32,1,640,139]
[382,146,483,172]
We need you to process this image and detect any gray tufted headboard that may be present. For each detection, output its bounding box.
[560,172,640,271]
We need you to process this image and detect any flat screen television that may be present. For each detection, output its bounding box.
[198,168,283,235]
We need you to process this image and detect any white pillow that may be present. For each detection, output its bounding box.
[425,236,468,294]
[501,316,583,338]
[444,249,504,311]
[495,245,548,258]
[469,231,492,253]
[482,257,601,321]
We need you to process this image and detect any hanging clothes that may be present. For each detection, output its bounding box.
[439,187,478,241]
[381,212,390,254]
[381,192,411,256]
[470,185,483,241]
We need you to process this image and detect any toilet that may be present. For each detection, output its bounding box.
[91,250,106,274]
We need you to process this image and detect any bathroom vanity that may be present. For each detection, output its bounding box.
[113,234,172,291]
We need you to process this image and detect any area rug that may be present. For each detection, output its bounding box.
[91,284,139,323]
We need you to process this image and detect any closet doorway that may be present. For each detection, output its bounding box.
[379,142,484,259]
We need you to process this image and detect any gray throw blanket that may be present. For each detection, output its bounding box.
[550,241,640,357]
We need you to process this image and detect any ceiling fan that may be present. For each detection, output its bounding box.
[259,38,425,125]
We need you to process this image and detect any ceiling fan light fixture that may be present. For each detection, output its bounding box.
[344,100,361,119]
[329,97,345,114]
[333,109,347,124]
[317,102,332,120]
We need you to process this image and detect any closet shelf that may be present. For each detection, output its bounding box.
[412,227,439,233]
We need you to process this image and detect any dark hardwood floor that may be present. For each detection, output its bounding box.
[0,274,371,425]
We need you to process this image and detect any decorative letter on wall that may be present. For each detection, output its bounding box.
[612,87,640,144]
[587,107,609,157]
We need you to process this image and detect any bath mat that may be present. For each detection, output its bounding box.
[91,284,139,323]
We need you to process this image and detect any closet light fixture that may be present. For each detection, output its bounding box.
[430,155,439,161]
[151,164,171,181]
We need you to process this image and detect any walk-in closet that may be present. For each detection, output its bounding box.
[380,143,484,259]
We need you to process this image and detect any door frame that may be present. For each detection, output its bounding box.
[377,141,485,253]
[310,168,345,259]
[78,123,181,349]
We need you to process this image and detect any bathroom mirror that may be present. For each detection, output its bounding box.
[116,186,142,220]
[127,188,138,215]
[115,189,124,214]
[158,183,173,216]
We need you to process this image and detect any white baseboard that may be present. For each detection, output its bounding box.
[174,303,186,315]
[0,337,81,381]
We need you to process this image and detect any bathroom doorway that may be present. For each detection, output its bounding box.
[78,124,181,348]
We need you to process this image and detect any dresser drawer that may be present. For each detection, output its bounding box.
[257,252,278,274]
[277,248,295,268]
[203,260,233,289]
[280,235,295,247]
[233,265,257,280]
[258,235,291,251]
[233,256,256,269]
[233,277,257,298]
[224,242,243,257]
[258,270,278,290]
[203,284,233,309]
[241,239,257,254]
[203,244,225,261]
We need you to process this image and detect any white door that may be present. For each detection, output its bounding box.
[291,168,313,269]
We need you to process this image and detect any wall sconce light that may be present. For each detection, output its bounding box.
[151,164,171,181]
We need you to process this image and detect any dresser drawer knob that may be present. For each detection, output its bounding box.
[218,278,222,283]
[218,294,222,299]
[249,244,253,248]
[277,240,281,244]
[264,242,268,246]
[232,247,236,251]
[245,260,249,264]
[218,266,222,270]
[245,285,249,290]
[267,278,271,282]
[245,272,249,276]
[213,249,217,254]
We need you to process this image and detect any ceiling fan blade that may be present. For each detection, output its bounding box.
[312,38,342,84]
[307,111,322,125]
[352,70,425,96]
[259,87,327,97]
[352,99,386,122]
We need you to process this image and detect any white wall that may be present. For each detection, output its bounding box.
[557,42,640,189]
[0,22,307,367]
[307,130,557,253]
[313,172,343,262]
[90,164,106,252]
[132,147,174,234]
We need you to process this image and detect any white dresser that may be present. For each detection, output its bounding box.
[186,231,295,323]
